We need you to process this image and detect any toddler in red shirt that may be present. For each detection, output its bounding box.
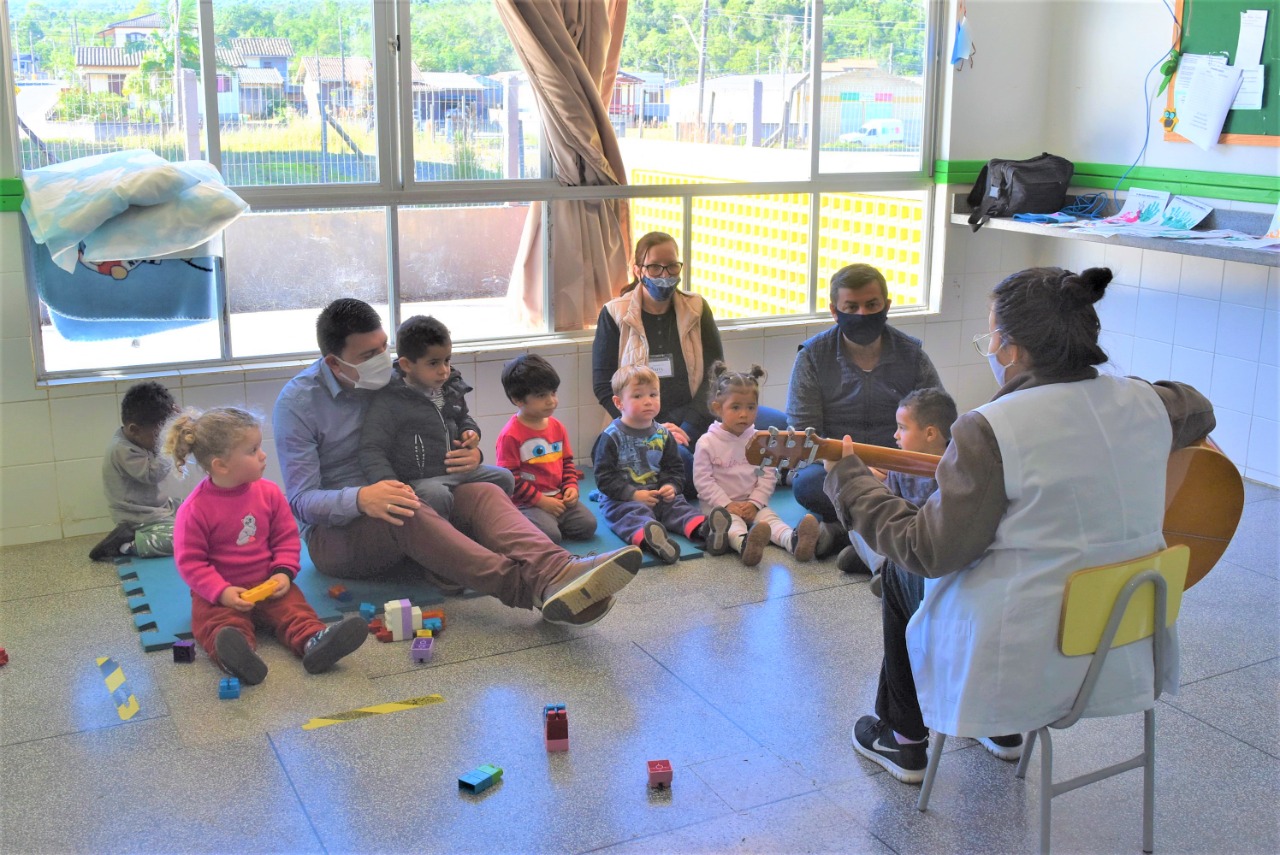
[165,407,366,686]
[495,355,597,544]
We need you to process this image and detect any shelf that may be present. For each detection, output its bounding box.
[950,196,1279,268]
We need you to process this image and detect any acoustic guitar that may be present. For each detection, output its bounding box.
[745,427,1244,589]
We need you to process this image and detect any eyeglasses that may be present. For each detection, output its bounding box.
[642,262,684,277]
[972,330,1003,356]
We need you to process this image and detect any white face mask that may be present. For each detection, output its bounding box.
[335,349,393,390]
[987,350,1008,386]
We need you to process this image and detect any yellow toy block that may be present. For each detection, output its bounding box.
[415,629,434,638]
[241,578,280,603]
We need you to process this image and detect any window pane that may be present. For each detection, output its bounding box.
[213,1,379,186]
[620,1,815,184]
[408,3,538,180]
[225,208,389,357]
[397,203,536,339]
[818,0,927,174]
[629,195,684,257]
[817,191,927,312]
[11,6,202,169]
[690,193,813,321]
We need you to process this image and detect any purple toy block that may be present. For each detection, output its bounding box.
[172,640,196,663]
[411,636,434,663]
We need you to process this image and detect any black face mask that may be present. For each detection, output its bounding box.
[834,305,889,345]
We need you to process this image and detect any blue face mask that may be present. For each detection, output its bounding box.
[987,351,1008,386]
[834,305,888,345]
[642,276,679,302]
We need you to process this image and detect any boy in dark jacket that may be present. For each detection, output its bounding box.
[358,315,513,521]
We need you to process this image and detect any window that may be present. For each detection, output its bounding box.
[8,0,938,379]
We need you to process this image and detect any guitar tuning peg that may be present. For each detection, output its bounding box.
[767,426,780,448]
[803,427,817,448]
[760,455,774,468]
[753,466,764,477]
[784,425,797,448]
[778,457,790,469]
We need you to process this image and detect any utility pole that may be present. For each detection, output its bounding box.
[173,0,182,135]
[338,15,347,115]
[696,0,709,140]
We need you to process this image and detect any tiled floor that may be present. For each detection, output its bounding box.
[1,484,1276,854]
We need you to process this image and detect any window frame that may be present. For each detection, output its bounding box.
[17,0,945,382]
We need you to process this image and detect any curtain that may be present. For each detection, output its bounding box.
[495,0,632,332]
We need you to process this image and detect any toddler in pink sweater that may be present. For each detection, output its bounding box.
[693,363,829,566]
[166,407,365,687]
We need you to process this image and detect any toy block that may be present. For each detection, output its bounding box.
[415,629,433,638]
[0,647,8,666]
[411,637,434,663]
[172,640,196,663]
[375,629,393,643]
[219,677,240,699]
[328,584,351,602]
[458,764,502,794]
[367,617,385,634]
[422,609,446,629]
[240,578,279,604]
[543,703,569,751]
[384,598,420,641]
[422,617,442,633]
[647,759,673,788]
[359,602,376,621]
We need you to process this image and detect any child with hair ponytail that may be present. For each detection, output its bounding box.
[693,362,829,566]
[165,407,366,687]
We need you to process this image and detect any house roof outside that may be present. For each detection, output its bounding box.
[297,56,373,84]
[217,47,244,68]
[237,66,283,87]
[411,69,487,92]
[97,12,164,37]
[821,57,880,74]
[75,46,143,69]
[231,37,295,59]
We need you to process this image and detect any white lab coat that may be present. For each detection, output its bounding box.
[906,375,1180,737]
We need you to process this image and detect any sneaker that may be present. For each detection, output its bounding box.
[540,545,643,625]
[740,523,772,567]
[978,734,1024,761]
[214,627,268,685]
[302,615,368,674]
[869,570,884,598]
[837,545,872,575]
[705,507,732,555]
[89,523,135,562]
[642,521,680,565]
[790,514,820,562]
[851,715,928,784]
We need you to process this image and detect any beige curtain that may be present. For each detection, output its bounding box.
[495,0,632,332]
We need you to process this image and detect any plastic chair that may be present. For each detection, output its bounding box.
[916,545,1190,854]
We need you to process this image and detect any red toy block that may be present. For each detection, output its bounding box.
[543,703,568,751]
[647,759,673,788]
[327,584,351,602]
[421,609,445,629]
[0,647,8,667]
[368,617,385,635]
[375,629,393,643]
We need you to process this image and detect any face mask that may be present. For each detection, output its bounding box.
[642,276,679,302]
[335,349,393,390]
[834,306,888,345]
[987,351,1008,386]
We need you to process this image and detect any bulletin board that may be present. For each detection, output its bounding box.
[1164,0,1278,145]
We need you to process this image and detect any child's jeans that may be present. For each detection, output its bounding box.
[602,493,704,542]
[412,466,515,520]
[191,584,327,666]
[520,500,597,544]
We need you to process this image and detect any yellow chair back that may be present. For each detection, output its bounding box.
[1059,545,1190,657]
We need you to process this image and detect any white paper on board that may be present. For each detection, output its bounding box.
[1236,10,1268,66]
[1179,62,1244,149]
[1173,54,1227,113]
[1231,65,1264,110]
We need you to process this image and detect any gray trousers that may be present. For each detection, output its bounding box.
[519,501,598,544]
[412,466,514,521]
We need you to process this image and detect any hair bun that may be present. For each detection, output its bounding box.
[1062,267,1111,306]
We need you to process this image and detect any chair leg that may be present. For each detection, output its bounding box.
[1016,728,1038,780]
[1039,728,1055,855]
[917,733,947,812]
[1143,707,1155,853]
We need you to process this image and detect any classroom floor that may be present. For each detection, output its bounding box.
[1,483,1276,855]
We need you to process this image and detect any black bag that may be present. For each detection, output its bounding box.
[966,153,1074,232]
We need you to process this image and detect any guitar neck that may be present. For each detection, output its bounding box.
[747,430,941,479]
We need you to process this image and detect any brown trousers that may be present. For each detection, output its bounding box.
[305,482,571,610]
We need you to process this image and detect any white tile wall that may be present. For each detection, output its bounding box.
[0,399,53,467]
[1134,289,1179,343]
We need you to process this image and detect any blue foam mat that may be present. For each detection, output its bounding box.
[569,472,705,565]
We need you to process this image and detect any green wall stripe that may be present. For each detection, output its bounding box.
[0,177,22,197]
[935,160,1278,205]
[0,197,22,212]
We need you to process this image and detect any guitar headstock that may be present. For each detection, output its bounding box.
[745,427,824,472]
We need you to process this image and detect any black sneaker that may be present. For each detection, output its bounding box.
[851,715,928,784]
[704,507,732,555]
[817,522,846,559]
[837,545,872,575]
[302,616,368,674]
[89,523,135,562]
[869,570,883,598]
[643,520,680,565]
[214,627,268,685]
[978,734,1024,761]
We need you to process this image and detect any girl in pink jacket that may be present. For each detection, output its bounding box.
[693,363,828,566]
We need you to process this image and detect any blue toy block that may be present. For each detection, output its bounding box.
[458,764,502,794]
[359,602,376,622]
[219,677,240,699]
[422,617,442,633]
